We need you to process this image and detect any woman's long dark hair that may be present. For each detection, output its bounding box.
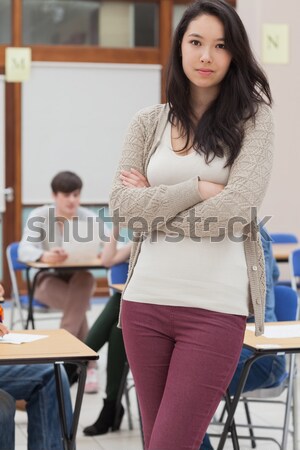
[166,0,272,166]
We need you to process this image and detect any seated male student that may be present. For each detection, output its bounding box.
[0,284,72,450]
[200,228,286,450]
[18,170,103,342]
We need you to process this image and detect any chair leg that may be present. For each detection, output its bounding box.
[230,419,240,450]
[218,403,227,423]
[124,380,133,430]
[113,359,143,450]
[10,299,15,329]
[10,296,25,329]
[224,391,240,450]
[243,400,256,449]
[136,393,145,450]
[292,375,299,450]
[282,354,296,450]
[114,361,130,430]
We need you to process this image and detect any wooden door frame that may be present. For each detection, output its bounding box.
[1,0,236,292]
[2,0,22,292]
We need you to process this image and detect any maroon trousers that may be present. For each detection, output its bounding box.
[121,300,246,450]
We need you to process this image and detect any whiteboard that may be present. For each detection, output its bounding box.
[22,62,161,204]
[0,76,5,212]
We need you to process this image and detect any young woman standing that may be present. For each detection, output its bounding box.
[110,1,274,449]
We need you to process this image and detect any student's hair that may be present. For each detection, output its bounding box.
[166,0,272,166]
[51,171,83,194]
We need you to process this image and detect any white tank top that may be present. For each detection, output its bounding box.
[124,122,249,316]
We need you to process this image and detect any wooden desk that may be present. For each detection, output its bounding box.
[218,322,300,450]
[272,243,299,263]
[243,321,300,351]
[0,329,98,450]
[26,258,103,270]
[24,258,104,329]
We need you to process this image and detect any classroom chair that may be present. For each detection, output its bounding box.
[270,233,298,244]
[271,233,299,287]
[290,248,300,302]
[107,262,133,427]
[6,242,61,329]
[107,262,144,445]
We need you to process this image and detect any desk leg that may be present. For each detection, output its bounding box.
[224,392,240,450]
[25,268,40,329]
[54,363,69,450]
[281,352,296,449]
[217,354,259,450]
[54,361,87,450]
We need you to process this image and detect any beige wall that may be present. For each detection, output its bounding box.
[237,0,300,239]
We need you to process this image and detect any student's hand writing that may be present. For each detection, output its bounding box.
[0,323,9,336]
[40,248,68,263]
[120,169,150,189]
[198,180,225,200]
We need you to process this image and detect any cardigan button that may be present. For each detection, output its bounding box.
[252,265,258,271]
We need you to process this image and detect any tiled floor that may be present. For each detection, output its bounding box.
[5,300,300,450]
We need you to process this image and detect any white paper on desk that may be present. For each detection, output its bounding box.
[247,324,300,339]
[0,333,48,344]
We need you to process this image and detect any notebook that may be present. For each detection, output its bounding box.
[62,219,102,264]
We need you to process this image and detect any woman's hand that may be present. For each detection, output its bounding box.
[120,169,150,189]
[40,248,68,264]
[0,323,9,336]
[120,169,223,201]
[198,180,225,200]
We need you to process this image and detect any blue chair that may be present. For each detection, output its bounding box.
[109,261,129,285]
[270,233,298,244]
[271,234,299,287]
[6,242,60,329]
[275,285,299,321]
[107,261,129,297]
[290,249,300,306]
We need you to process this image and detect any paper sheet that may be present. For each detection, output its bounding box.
[247,324,300,339]
[0,333,48,344]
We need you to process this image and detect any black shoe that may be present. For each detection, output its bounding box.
[83,399,125,436]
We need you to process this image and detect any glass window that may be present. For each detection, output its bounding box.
[23,0,100,45]
[0,0,11,44]
[23,1,159,48]
[172,4,186,33]
[134,3,158,47]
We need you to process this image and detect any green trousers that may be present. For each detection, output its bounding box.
[85,292,127,401]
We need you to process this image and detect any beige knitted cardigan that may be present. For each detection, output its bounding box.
[110,103,274,336]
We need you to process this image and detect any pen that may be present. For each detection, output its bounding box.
[0,297,4,323]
